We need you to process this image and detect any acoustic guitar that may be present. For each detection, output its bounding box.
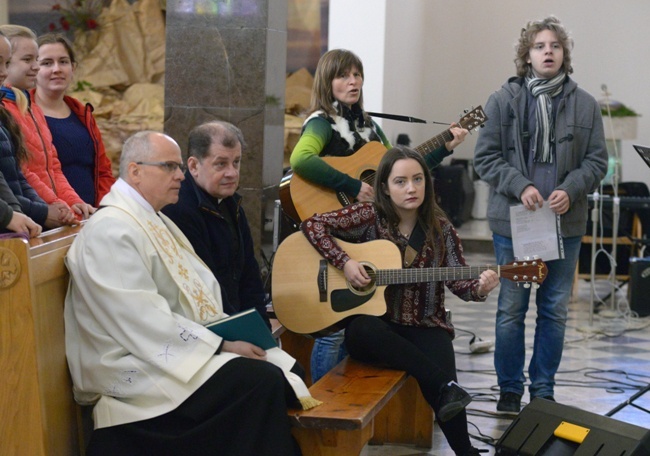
[279,106,488,222]
[272,232,547,335]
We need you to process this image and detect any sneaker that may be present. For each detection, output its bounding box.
[497,391,521,414]
[436,381,472,422]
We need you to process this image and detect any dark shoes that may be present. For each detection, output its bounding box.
[437,381,472,422]
[462,448,489,456]
[497,391,522,414]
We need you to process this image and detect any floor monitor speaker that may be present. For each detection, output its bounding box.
[496,398,650,455]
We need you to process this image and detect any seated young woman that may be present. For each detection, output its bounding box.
[300,146,498,456]
[33,33,115,207]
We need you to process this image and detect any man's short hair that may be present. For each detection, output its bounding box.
[119,131,158,177]
[187,121,246,161]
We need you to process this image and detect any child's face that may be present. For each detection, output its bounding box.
[6,37,39,90]
[0,37,11,87]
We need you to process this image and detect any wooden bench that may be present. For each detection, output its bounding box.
[0,226,433,456]
[0,225,84,456]
[273,325,434,455]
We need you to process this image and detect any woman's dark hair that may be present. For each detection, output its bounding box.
[37,32,77,65]
[374,145,447,263]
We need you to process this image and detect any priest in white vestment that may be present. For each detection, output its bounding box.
[64,131,312,456]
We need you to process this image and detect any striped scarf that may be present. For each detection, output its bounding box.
[525,72,566,163]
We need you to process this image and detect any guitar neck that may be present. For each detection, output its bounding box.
[375,265,498,285]
[414,129,453,156]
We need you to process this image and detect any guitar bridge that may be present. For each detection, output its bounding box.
[336,191,352,207]
[318,259,327,302]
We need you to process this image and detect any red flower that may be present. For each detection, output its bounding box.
[85,18,98,30]
[60,17,70,31]
[48,22,57,31]
[52,4,61,10]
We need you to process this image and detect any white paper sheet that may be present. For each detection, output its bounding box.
[510,203,564,262]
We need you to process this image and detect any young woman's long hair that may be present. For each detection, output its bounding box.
[374,146,447,263]
[0,99,29,164]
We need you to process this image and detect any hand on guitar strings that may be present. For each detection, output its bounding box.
[344,259,372,288]
[356,182,375,202]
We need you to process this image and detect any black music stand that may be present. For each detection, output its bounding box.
[606,383,650,418]
[603,145,650,419]
[630,146,650,255]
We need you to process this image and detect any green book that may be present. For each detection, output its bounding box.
[205,308,277,350]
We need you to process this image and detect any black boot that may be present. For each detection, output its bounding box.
[436,381,471,422]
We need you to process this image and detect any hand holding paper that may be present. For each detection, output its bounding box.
[510,202,564,261]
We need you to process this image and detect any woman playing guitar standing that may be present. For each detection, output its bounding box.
[288,48,468,383]
[300,146,498,456]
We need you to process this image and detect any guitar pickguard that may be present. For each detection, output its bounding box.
[331,288,376,312]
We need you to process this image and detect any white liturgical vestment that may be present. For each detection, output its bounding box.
[64,180,313,429]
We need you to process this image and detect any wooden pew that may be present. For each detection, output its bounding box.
[272,324,434,456]
[0,226,432,456]
[0,225,83,456]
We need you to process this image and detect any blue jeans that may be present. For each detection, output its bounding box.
[310,329,347,383]
[493,234,582,399]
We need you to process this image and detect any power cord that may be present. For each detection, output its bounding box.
[455,327,495,354]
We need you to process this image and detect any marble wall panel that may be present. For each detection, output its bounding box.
[165,0,287,257]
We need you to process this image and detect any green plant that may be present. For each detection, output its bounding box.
[73,80,93,92]
[600,102,640,117]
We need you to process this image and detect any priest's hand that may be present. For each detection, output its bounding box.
[222,340,267,360]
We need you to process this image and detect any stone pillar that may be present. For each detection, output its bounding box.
[164,1,287,257]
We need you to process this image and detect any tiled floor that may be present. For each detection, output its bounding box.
[363,219,650,455]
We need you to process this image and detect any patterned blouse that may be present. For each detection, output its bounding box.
[300,202,487,336]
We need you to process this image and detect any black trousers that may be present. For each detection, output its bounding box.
[86,357,302,456]
[345,316,472,455]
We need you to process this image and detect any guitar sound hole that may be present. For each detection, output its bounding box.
[351,282,374,293]
[359,169,376,191]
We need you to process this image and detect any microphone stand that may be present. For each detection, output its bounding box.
[601,85,621,311]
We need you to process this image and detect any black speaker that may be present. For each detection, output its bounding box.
[496,398,650,456]
[629,257,650,317]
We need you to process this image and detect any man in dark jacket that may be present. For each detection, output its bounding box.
[163,121,270,328]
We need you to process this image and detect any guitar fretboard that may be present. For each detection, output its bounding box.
[414,130,453,156]
[373,265,499,285]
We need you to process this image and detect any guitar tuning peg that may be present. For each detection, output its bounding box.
[533,283,540,290]
[523,283,531,289]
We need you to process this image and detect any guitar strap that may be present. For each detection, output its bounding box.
[404,221,426,267]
